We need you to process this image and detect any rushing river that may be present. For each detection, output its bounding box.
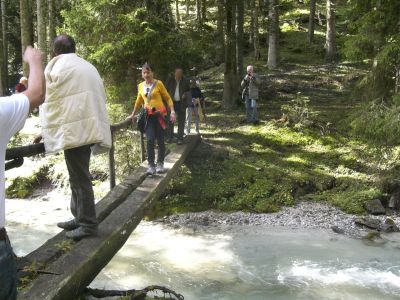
[6,196,400,300]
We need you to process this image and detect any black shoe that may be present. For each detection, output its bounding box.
[65,226,98,241]
[57,219,79,231]
[253,120,260,125]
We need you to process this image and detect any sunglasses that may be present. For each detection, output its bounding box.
[146,87,150,98]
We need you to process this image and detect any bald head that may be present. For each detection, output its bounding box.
[53,34,76,57]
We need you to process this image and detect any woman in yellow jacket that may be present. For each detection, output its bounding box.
[129,64,176,175]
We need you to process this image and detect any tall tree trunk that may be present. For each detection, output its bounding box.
[308,0,316,44]
[236,0,244,76]
[0,0,4,95]
[196,0,201,25]
[395,63,400,94]
[317,5,324,25]
[48,0,57,57]
[253,0,260,60]
[216,0,225,64]
[201,0,206,22]
[1,0,7,95]
[37,0,47,64]
[186,0,190,16]
[248,0,255,45]
[222,0,238,108]
[325,0,336,62]
[175,0,180,26]
[396,17,400,94]
[20,0,32,76]
[267,0,279,68]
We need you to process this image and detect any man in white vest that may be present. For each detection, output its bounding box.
[36,35,112,240]
[0,46,45,300]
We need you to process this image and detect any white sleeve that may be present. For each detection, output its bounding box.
[0,94,30,140]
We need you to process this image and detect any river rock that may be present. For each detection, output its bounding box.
[361,231,386,246]
[379,218,400,233]
[363,199,386,215]
[331,225,345,234]
[389,191,400,211]
[354,217,381,229]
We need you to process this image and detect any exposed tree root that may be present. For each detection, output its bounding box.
[84,285,184,300]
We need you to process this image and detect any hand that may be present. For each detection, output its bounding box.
[127,114,137,124]
[23,46,43,66]
[170,111,176,123]
[33,135,43,144]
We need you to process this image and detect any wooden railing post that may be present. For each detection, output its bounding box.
[140,132,146,163]
[109,132,116,190]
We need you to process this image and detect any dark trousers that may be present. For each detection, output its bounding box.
[0,230,17,300]
[64,145,98,229]
[146,115,166,166]
[168,101,185,140]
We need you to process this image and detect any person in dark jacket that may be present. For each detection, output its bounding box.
[165,67,191,144]
[186,79,205,134]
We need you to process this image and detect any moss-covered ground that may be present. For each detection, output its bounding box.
[150,56,391,218]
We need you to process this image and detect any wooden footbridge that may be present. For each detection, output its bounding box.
[6,120,201,300]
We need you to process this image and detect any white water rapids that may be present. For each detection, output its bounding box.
[5,192,400,300]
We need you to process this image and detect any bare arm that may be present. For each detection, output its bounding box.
[159,81,176,122]
[127,87,146,123]
[22,46,45,113]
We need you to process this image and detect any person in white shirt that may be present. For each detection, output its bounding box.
[0,46,45,300]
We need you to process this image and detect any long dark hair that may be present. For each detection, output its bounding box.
[142,63,154,72]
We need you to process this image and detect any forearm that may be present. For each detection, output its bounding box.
[24,61,45,112]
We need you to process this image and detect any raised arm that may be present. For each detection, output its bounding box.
[22,46,45,112]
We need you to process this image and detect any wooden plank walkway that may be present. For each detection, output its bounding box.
[18,135,200,300]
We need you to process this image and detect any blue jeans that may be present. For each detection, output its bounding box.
[0,235,17,300]
[186,106,199,133]
[245,98,258,122]
[146,115,166,166]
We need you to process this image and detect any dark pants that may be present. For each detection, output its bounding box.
[0,230,17,300]
[64,145,98,230]
[146,115,166,166]
[168,101,185,140]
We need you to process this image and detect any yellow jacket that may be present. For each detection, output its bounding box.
[134,80,174,116]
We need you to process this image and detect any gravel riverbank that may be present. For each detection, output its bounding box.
[156,201,400,240]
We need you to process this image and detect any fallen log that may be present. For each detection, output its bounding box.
[18,135,200,300]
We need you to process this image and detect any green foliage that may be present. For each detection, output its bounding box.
[309,185,382,215]
[6,166,49,198]
[62,0,201,82]
[350,99,400,146]
[54,240,75,253]
[343,1,400,100]
[281,93,314,129]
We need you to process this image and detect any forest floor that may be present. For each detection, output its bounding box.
[150,58,396,218]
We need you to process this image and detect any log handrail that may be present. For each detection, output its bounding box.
[5,118,144,191]
[110,118,132,132]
